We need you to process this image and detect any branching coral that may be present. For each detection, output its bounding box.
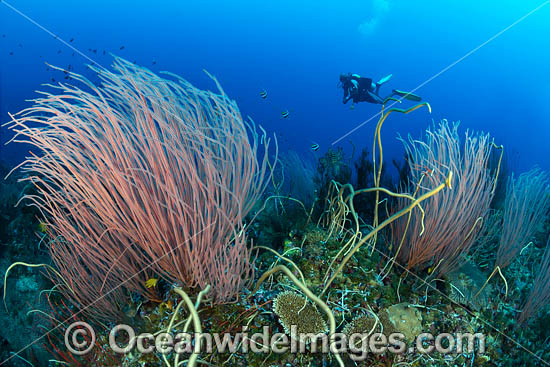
[273,291,328,343]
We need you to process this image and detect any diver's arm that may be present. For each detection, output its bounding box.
[342,85,351,103]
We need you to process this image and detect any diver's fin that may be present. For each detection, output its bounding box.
[393,89,422,102]
[377,74,393,85]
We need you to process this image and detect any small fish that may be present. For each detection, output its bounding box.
[281,110,290,119]
[18,43,22,47]
[152,60,156,65]
[51,78,56,82]
[69,38,74,42]
[72,52,75,56]
[9,51,13,56]
[103,50,106,55]
[311,143,320,152]
[145,278,159,288]
[259,89,267,99]
[38,222,48,233]
[57,50,61,54]
[92,49,97,54]
[159,299,174,312]
[1,34,5,38]
[120,45,125,50]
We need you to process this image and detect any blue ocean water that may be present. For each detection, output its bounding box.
[1,2,550,366]
[0,0,548,173]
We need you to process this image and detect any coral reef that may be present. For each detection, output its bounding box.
[273,291,328,343]
[381,303,423,343]
[447,262,493,311]
[1,61,549,367]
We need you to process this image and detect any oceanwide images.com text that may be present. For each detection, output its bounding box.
[67,322,485,362]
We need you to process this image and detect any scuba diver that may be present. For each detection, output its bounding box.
[339,73,421,106]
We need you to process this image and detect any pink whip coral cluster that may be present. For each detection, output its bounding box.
[7,57,274,319]
[391,120,495,277]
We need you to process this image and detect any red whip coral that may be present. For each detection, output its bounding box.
[7,57,275,319]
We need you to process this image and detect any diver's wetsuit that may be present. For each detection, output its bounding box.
[341,74,387,105]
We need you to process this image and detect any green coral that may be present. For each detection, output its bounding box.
[273,291,328,343]
[342,314,379,349]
